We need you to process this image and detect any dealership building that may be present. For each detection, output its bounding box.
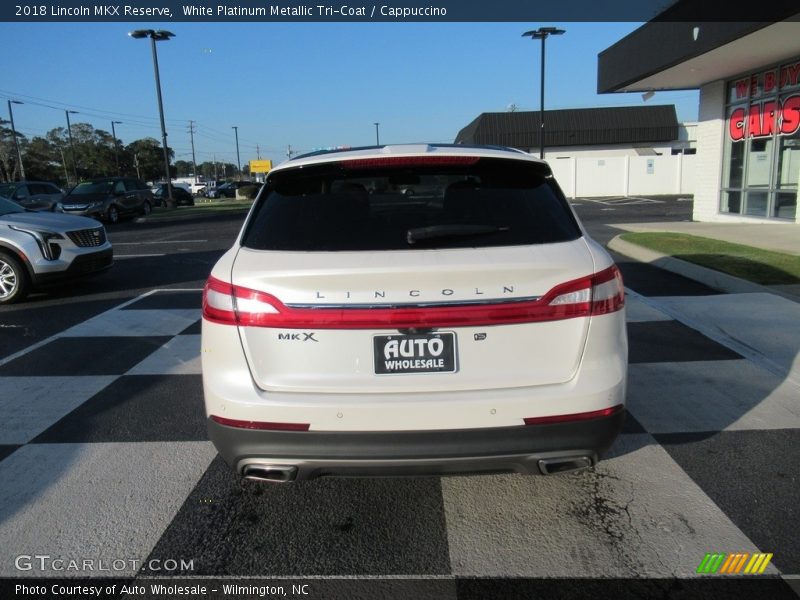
[598,11,800,224]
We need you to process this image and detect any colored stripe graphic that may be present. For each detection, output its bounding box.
[697,553,773,575]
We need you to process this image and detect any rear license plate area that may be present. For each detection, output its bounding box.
[373,332,457,375]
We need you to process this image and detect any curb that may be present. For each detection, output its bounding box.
[607,235,799,303]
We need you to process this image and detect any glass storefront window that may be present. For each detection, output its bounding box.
[721,57,800,220]
[744,191,768,217]
[774,192,797,219]
[745,138,773,187]
[720,191,741,214]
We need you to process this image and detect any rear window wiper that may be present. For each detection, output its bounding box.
[407,224,510,245]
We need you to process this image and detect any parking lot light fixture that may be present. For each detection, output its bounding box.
[374,122,380,146]
[129,28,175,207]
[522,27,566,159]
[7,100,25,181]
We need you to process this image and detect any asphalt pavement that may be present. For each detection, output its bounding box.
[0,198,798,598]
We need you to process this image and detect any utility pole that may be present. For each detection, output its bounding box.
[256,144,261,159]
[111,121,122,175]
[134,153,141,179]
[58,147,69,187]
[188,120,198,183]
[286,145,295,159]
[213,153,218,181]
[374,122,380,146]
[232,126,241,179]
[65,110,78,184]
[7,100,25,181]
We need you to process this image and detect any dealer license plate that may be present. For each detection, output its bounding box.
[373,332,457,375]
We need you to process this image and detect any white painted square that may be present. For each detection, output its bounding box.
[127,335,201,375]
[625,293,672,322]
[628,360,800,433]
[0,376,117,444]
[0,441,218,577]
[442,434,772,577]
[60,309,200,338]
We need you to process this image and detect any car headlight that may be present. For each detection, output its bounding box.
[88,201,104,209]
[9,225,64,260]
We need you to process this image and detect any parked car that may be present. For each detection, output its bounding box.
[151,181,191,196]
[151,184,195,207]
[201,144,628,483]
[0,181,64,212]
[207,181,256,199]
[62,177,153,223]
[0,196,113,304]
[189,182,208,196]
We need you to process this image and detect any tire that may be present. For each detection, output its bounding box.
[141,200,152,216]
[107,205,120,224]
[0,251,30,305]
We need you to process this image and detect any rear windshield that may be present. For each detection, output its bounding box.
[241,157,581,251]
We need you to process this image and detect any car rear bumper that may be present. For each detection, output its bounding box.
[207,408,625,480]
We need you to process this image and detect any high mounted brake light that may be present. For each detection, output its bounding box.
[201,265,624,329]
[339,156,481,169]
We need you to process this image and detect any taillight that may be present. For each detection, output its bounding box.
[546,264,625,317]
[524,404,624,426]
[210,415,310,431]
[201,265,624,329]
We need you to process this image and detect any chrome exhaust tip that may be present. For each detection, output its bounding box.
[242,464,298,483]
[538,456,593,475]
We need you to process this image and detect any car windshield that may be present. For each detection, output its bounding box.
[0,184,18,197]
[70,180,114,195]
[242,156,581,251]
[0,196,25,216]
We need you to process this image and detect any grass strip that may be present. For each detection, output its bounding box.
[619,232,800,285]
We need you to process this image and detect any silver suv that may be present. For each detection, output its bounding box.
[0,196,113,304]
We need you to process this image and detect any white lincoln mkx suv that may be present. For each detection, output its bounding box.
[202,144,627,482]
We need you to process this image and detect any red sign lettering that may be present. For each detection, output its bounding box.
[781,95,800,134]
[761,101,778,135]
[735,79,749,99]
[780,62,800,89]
[764,70,777,94]
[727,94,800,140]
[729,107,746,141]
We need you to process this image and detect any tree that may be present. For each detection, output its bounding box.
[174,160,194,177]
[0,119,26,182]
[124,138,175,182]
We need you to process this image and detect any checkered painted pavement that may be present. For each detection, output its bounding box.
[0,288,798,588]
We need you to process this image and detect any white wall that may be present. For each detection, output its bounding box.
[693,80,726,221]
[549,154,695,198]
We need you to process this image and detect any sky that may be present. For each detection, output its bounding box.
[0,22,699,168]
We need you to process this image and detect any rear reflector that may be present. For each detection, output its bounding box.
[340,156,481,169]
[210,415,310,431]
[524,404,624,426]
[202,265,624,329]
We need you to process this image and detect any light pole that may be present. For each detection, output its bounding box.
[111,121,122,175]
[65,110,79,184]
[232,126,241,179]
[522,26,565,159]
[129,29,175,207]
[7,100,25,181]
[374,122,380,146]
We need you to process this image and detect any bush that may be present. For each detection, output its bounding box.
[238,185,260,200]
